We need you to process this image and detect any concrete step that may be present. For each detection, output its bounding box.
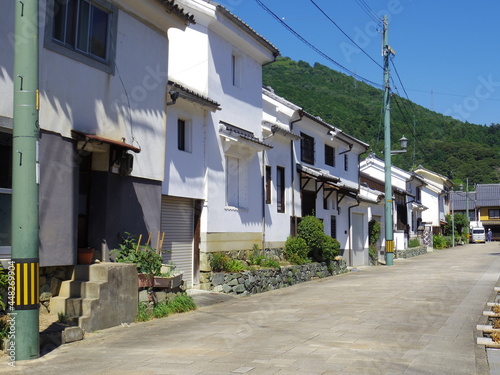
[82,298,99,317]
[70,265,91,281]
[81,281,107,299]
[58,280,83,298]
[50,296,83,318]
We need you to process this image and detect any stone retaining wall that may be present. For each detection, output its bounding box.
[199,260,347,296]
[395,246,428,259]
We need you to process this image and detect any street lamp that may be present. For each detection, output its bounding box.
[390,136,408,155]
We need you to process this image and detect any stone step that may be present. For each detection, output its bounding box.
[82,298,99,317]
[58,280,83,298]
[50,296,83,318]
[78,316,91,333]
[81,281,107,299]
[71,265,91,281]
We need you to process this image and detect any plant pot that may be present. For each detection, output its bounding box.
[153,276,171,288]
[77,248,95,265]
[138,273,154,288]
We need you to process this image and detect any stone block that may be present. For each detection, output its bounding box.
[62,327,84,344]
[212,273,225,286]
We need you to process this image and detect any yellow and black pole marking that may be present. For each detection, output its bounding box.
[385,240,394,253]
[12,259,40,310]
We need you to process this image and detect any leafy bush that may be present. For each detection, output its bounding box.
[226,259,245,272]
[369,245,378,261]
[111,233,163,275]
[298,216,340,263]
[433,234,448,249]
[320,236,341,263]
[249,247,280,268]
[210,253,229,272]
[408,238,421,248]
[368,220,381,247]
[284,236,309,264]
[0,267,7,311]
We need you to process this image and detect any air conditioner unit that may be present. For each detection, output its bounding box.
[119,152,134,176]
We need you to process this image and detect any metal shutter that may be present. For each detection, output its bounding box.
[161,196,194,288]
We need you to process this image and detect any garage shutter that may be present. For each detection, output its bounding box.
[161,196,194,287]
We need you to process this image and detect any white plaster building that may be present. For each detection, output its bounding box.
[262,87,373,267]
[163,0,279,286]
[360,154,427,259]
[0,0,194,265]
[413,166,453,234]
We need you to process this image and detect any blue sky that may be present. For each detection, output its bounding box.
[218,0,500,126]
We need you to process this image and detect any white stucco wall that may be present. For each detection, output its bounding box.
[38,5,169,181]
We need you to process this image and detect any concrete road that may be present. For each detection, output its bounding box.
[4,242,500,375]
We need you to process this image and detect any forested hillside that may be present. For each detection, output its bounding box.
[263,57,500,185]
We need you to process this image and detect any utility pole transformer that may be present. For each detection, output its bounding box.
[12,0,40,360]
[383,15,395,266]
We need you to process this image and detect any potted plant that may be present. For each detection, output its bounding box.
[111,233,163,287]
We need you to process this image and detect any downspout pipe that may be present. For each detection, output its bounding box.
[348,198,361,267]
[290,110,304,235]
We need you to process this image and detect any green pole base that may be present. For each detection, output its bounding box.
[12,309,40,361]
[386,252,394,266]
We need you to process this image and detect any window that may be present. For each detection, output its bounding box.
[330,215,337,239]
[277,166,285,213]
[265,166,271,204]
[300,133,315,164]
[416,187,421,203]
[344,154,348,171]
[325,145,335,167]
[231,53,241,87]
[177,119,191,152]
[0,132,13,254]
[47,0,116,72]
[226,156,247,208]
[489,209,500,219]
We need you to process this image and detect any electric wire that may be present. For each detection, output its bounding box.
[354,0,381,24]
[254,0,383,88]
[309,0,383,70]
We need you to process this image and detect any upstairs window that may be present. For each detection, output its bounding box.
[277,166,285,213]
[47,0,117,73]
[177,119,191,152]
[53,0,110,60]
[325,145,335,167]
[231,53,242,87]
[265,166,271,204]
[344,154,348,172]
[300,133,315,165]
[489,209,500,219]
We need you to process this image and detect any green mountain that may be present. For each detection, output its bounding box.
[263,57,500,185]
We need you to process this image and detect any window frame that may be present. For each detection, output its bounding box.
[231,52,242,87]
[225,156,247,209]
[265,166,271,205]
[177,118,191,152]
[325,144,335,167]
[276,166,285,213]
[44,0,118,74]
[489,209,500,219]
[300,132,315,165]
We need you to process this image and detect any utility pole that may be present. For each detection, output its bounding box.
[12,0,40,360]
[383,15,395,266]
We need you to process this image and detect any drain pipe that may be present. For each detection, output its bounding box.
[347,198,361,267]
[290,109,304,235]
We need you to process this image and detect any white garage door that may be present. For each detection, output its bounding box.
[161,196,194,288]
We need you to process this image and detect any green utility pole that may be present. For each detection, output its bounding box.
[383,15,395,266]
[12,0,40,360]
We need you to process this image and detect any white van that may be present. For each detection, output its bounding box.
[470,226,486,243]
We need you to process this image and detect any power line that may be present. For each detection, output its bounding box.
[309,0,383,70]
[354,0,381,24]
[253,0,383,88]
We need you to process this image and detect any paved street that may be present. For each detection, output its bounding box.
[4,242,500,374]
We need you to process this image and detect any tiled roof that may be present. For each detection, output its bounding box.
[168,81,220,111]
[158,0,196,24]
[450,191,477,210]
[476,184,500,207]
[216,5,279,57]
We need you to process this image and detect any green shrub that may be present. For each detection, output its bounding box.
[136,293,196,322]
[260,258,280,268]
[165,293,197,314]
[369,245,378,261]
[284,236,309,264]
[210,253,229,272]
[408,238,421,248]
[297,216,340,263]
[111,233,163,275]
[433,234,448,249]
[226,259,245,272]
[136,302,150,322]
